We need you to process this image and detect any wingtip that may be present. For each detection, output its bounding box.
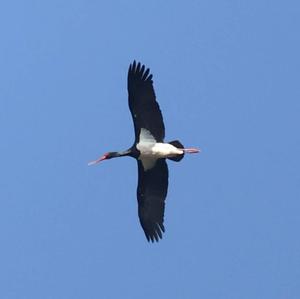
[128,60,153,82]
[144,224,164,243]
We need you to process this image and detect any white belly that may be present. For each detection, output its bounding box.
[136,128,183,170]
[137,143,183,171]
[137,138,183,158]
[147,143,183,158]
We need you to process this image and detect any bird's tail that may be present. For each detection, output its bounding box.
[168,140,185,162]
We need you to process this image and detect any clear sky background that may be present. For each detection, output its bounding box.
[1,1,299,298]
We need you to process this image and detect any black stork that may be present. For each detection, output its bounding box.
[89,61,199,242]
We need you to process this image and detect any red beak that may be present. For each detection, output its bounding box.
[88,154,108,166]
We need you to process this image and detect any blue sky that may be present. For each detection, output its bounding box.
[1,0,299,298]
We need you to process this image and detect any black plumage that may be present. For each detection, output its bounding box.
[128,61,165,142]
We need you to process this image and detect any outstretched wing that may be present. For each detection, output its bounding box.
[128,61,165,143]
[137,159,169,242]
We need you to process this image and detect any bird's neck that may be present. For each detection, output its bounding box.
[111,149,132,158]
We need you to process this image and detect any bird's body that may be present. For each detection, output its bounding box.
[135,128,184,171]
[89,61,199,242]
[137,128,182,156]
[140,142,183,158]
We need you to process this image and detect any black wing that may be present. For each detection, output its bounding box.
[128,61,165,142]
[137,159,169,242]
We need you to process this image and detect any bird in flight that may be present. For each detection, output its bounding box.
[89,61,199,242]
